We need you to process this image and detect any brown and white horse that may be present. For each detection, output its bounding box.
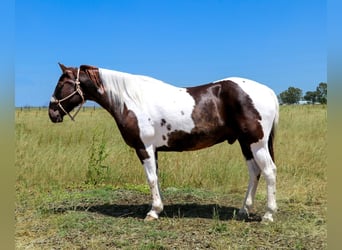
[49,63,279,222]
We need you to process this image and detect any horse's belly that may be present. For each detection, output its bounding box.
[157,129,228,152]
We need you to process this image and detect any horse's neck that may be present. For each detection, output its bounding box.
[97,69,141,112]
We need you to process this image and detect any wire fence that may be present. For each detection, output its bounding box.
[16,105,100,112]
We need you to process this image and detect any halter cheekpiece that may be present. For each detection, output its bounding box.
[51,68,85,121]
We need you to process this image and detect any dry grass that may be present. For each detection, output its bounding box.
[15,105,327,249]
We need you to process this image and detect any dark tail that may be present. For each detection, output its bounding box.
[268,94,279,162]
[268,125,276,162]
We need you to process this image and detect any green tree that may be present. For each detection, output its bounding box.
[279,87,303,104]
[304,91,318,104]
[316,82,327,104]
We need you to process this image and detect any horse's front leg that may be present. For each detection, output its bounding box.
[136,146,163,221]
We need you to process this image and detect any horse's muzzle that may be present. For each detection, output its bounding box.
[48,107,63,123]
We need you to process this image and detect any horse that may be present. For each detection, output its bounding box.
[49,63,279,222]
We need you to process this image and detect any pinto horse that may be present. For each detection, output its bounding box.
[49,63,279,222]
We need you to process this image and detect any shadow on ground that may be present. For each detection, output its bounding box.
[54,203,262,222]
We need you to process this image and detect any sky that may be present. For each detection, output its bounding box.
[15,0,326,107]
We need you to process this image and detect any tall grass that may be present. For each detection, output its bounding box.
[15,105,327,249]
[15,105,327,203]
[275,105,327,203]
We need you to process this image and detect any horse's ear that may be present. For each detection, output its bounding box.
[58,63,68,73]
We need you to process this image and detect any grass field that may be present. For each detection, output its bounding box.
[15,105,327,249]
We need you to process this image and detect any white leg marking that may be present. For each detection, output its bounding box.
[251,143,277,222]
[239,159,261,217]
[143,146,163,220]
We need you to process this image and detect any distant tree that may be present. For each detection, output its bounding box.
[304,91,318,104]
[279,87,303,104]
[316,82,327,104]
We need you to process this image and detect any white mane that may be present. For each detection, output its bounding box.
[99,68,167,112]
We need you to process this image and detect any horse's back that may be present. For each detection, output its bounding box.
[218,77,278,108]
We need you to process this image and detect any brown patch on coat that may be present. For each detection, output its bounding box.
[161,119,166,127]
[158,80,264,160]
[114,105,150,163]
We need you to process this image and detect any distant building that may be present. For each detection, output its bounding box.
[298,100,320,105]
[298,100,310,105]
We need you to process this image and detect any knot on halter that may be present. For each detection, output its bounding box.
[52,68,85,121]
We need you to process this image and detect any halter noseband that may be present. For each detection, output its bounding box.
[51,68,85,121]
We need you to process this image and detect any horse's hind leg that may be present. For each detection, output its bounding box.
[238,140,261,218]
[251,142,277,222]
[239,159,261,218]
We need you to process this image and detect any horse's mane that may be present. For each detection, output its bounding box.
[99,68,166,112]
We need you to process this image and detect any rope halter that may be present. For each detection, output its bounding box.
[50,68,85,121]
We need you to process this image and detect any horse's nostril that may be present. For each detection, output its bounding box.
[49,108,63,123]
[57,114,63,122]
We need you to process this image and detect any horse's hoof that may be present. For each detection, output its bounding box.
[237,208,249,220]
[144,215,158,222]
[262,213,274,222]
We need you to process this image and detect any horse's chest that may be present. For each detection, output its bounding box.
[128,88,195,142]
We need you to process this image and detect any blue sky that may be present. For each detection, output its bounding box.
[15,0,326,107]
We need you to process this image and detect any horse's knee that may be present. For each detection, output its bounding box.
[263,166,276,183]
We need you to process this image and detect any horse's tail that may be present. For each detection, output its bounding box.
[268,92,279,162]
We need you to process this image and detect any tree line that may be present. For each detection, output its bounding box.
[278,82,327,105]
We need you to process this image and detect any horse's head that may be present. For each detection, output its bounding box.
[48,63,85,122]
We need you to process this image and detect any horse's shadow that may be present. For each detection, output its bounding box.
[55,203,261,222]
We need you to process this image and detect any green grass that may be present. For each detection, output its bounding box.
[15,105,327,249]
